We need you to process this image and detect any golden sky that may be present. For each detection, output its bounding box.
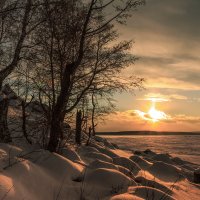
[98,0,200,132]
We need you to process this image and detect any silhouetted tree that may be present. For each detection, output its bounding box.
[43,0,145,151]
[5,0,144,150]
[0,0,32,142]
[0,0,53,143]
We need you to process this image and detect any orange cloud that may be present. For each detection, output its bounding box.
[97,110,200,132]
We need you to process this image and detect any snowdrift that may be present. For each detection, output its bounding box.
[1,136,200,200]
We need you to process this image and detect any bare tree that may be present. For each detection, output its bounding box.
[0,0,47,143]
[0,0,32,142]
[8,0,144,150]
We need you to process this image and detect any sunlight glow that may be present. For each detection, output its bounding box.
[134,101,169,123]
[146,97,169,102]
[148,106,167,122]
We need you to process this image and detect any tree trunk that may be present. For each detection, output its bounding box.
[21,100,32,144]
[47,92,68,152]
[75,110,82,145]
[46,0,92,151]
[86,127,92,146]
[48,119,61,152]
[91,92,96,136]
[48,94,67,152]
[0,93,11,142]
[47,67,71,152]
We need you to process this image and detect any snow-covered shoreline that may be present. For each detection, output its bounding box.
[0,136,200,200]
[102,134,200,165]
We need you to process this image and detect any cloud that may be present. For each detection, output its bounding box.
[130,55,200,90]
[145,78,200,91]
[132,0,200,43]
[103,0,200,132]
[119,0,200,91]
[134,108,171,122]
[169,94,188,100]
[97,110,200,132]
[134,110,200,125]
[140,93,188,101]
[172,115,200,124]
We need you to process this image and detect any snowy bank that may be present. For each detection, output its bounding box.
[0,136,200,200]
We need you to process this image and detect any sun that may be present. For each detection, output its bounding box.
[134,99,169,123]
[148,105,167,122]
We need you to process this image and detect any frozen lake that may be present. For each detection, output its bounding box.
[103,135,200,165]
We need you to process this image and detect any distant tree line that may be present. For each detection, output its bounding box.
[0,0,144,152]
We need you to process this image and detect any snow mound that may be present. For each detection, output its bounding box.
[143,149,157,157]
[78,146,99,154]
[95,145,119,158]
[89,159,118,170]
[88,159,136,179]
[83,168,136,199]
[0,143,22,157]
[113,157,141,176]
[1,139,200,200]
[135,176,172,195]
[171,157,190,166]
[113,148,132,158]
[117,165,135,179]
[129,186,176,200]
[148,161,184,182]
[171,157,185,165]
[104,140,116,149]
[130,155,152,170]
[80,151,113,164]
[110,193,143,200]
[0,144,24,171]
[60,147,82,162]
[152,153,174,165]
[39,152,83,179]
[0,145,84,200]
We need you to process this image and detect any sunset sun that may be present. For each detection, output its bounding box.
[134,98,169,123]
[148,106,167,122]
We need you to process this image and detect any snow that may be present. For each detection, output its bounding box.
[89,159,118,170]
[113,157,141,176]
[60,147,82,163]
[135,176,172,195]
[83,168,136,200]
[110,193,143,200]
[129,155,152,170]
[0,145,83,200]
[94,145,119,158]
[117,165,135,179]
[1,135,200,200]
[79,151,113,164]
[152,153,174,165]
[148,161,184,182]
[128,186,176,200]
